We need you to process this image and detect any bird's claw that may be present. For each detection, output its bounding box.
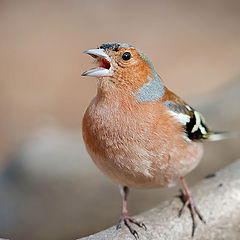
[116,214,146,239]
[130,229,139,240]
[128,217,147,230]
[178,189,206,236]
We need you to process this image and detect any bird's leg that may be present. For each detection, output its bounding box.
[116,185,146,239]
[179,177,206,236]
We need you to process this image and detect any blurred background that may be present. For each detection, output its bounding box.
[0,0,240,239]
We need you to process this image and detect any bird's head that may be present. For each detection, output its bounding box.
[82,43,161,95]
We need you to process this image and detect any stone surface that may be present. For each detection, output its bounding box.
[80,160,240,240]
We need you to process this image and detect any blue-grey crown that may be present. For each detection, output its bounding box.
[99,43,133,52]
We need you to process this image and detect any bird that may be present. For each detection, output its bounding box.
[81,43,232,238]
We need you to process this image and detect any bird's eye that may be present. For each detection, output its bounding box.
[122,52,131,61]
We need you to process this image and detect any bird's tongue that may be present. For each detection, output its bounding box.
[81,57,111,77]
[99,57,111,69]
[82,48,112,77]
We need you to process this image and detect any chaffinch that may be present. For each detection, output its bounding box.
[82,43,231,238]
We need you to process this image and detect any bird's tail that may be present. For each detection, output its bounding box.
[206,131,238,141]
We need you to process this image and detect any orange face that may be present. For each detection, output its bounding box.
[82,43,153,92]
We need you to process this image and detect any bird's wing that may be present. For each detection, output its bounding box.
[161,87,210,141]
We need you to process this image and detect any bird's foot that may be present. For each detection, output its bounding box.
[179,189,206,236]
[116,213,147,239]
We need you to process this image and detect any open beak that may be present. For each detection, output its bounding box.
[82,49,112,77]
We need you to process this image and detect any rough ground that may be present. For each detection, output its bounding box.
[81,160,240,240]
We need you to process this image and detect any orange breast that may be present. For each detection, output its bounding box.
[82,90,203,189]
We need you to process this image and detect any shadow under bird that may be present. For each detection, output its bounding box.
[82,43,232,238]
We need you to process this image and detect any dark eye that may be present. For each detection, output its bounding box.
[122,52,131,61]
